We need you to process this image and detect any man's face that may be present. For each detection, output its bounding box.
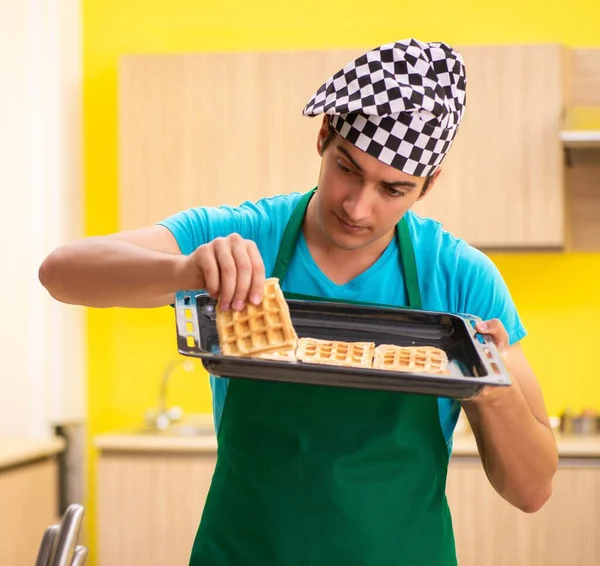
[314,119,438,252]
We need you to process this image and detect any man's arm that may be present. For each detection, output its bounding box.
[462,320,558,513]
[38,226,197,308]
[39,195,283,309]
[39,226,267,311]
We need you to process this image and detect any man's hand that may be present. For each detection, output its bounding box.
[189,233,266,311]
[462,317,513,404]
[460,316,558,513]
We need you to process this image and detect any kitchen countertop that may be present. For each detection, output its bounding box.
[0,436,66,470]
[94,430,218,453]
[451,431,600,459]
[94,428,600,459]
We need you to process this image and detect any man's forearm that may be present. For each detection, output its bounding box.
[39,237,192,308]
[462,381,558,513]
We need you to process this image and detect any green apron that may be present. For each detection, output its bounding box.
[189,189,457,566]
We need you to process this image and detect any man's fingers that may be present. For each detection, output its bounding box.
[476,318,509,351]
[213,239,237,310]
[231,239,253,310]
[246,241,266,305]
[195,246,220,299]
[196,235,265,311]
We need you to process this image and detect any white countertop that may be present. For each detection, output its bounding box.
[94,429,600,459]
[0,436,66,470]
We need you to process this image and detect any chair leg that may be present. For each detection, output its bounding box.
[50,504,85,566]
[35,525,59,566]
[71,546,88,566]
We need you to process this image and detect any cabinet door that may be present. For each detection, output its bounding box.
[118,45,567,249]
[117,49,362,230]
[0,459,60,566]
[97,452,216,566]
[411,45,567,248]
[446,458,599,566]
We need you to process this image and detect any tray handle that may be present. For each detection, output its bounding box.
[174,291,217,354]
[459,313,512,384]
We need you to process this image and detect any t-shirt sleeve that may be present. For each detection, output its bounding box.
[454,242,527,346]
[156,200,269,255]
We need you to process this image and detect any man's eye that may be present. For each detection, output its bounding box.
[337,162,353,174]
[385,187,405,198]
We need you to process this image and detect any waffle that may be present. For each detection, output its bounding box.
[216,278,298,357]
[372,345,449,375]
[296,337,375,368]
[253,349,298,362]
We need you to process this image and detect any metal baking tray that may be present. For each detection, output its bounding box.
[173,291,512,399]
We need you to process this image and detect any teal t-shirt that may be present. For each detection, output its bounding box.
[158,191,527,453]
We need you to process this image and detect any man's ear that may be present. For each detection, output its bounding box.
[316,116,330,156]
[417,168,442,201]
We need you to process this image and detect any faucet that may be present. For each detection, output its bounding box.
[145,357,198,431]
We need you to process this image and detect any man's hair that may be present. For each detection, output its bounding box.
[321,120,432,196]
[321,120,338,154]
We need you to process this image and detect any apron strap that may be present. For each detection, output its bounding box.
[397,217,422,310]
[271,187,422,310]
[271,189,315,280]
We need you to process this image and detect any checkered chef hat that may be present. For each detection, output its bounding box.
[302,39,467,177]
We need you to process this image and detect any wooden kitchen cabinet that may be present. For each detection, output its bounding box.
[117,44,569,249]
[96,432,600,566]
[412,45,567,249]
[0,439,63,566]
[96,443,217,566]
[447,457,600,566]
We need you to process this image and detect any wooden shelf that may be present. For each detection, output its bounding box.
[563,50,600,251]
[561,106,600,148]
[565,145,600,251]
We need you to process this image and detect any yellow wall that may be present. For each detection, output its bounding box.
[83,1,600,562]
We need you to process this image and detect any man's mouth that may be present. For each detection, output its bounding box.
[335,213,368,232]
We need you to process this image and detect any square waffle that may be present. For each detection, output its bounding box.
[216,278,298,357]
[296,337,375,368]
[252,349,298,362]
[372,344,450,375]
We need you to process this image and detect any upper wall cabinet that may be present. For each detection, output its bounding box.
[118,45,569,249]
[118,49,362,229]
[411,45,568,249]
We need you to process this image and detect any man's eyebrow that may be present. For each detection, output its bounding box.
[337,146,417,189]
[338,146,364,172]
[382,179,417,189]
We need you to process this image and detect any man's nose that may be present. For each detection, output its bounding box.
[342,188,373,221]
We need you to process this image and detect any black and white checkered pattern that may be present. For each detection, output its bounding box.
[302,39,467,177]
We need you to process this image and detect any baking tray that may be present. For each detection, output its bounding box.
[173,291,512,399]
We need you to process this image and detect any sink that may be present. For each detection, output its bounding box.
[137,423,215,437]
[136,413,216,437]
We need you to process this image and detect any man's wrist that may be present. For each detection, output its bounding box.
[462,380,520,412]
[170,254,202,291]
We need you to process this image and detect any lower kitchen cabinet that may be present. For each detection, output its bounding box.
[96,449,217,566]
[0,440,63,566]
[447,457,599,566]
[95,435,600,566]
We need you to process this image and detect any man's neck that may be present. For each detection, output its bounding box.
[302,197,394,285]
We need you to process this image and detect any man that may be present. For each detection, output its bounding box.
[40,39,558,565]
